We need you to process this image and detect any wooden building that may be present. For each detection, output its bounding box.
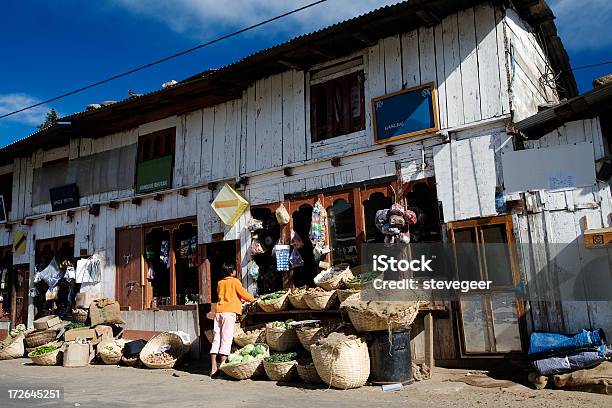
[0,0,610,365]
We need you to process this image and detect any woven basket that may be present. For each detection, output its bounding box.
[314,264,353,291]
[25,329,57,348]
[121,355,141,367]
[28,342,64,366]
[258,292,290,312]
[71,309,88,324]
[311,337,370,389]
[98,340,124,365]
[263,359,297,381]
[234,325,266,348]
[297,363,322,384]
[341,295,420,332]
[337,289,360,303]
[288,290,309,309]
[265,325,301,351]
[296,326,331,351]
[220,343,269,380]
[0,334,25,360]
[303,289,338,311]
[139,332,186,369]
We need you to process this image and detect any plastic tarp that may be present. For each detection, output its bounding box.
[533,345,607,376]
[528,329,606,357]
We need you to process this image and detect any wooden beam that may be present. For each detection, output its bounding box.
[352,31,377,46]
[308,46,335,60]
[278,59,303,70]
[424,312,434,371]
[416,10,441,26]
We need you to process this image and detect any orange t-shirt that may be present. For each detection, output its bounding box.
[215,276,255,314]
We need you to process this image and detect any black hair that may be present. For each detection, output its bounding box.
[221,261,236,278]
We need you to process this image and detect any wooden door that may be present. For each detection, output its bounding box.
[116,227,144,310]
[12,265,29,326]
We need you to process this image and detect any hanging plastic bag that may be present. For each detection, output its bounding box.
[246,260,260,280]
[38,258,63,289]
[291,230,304,249]
[289,248,304,268]
[275,203,290,225]
[45,286,59,301]
[247,217,264,233]
[274,245,291,271]
[249,238,265,256]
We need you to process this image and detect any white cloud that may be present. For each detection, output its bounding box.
[110,0,400,39]
[0,94,51,126]
[548,0,612,50]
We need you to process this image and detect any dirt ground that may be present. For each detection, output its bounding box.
[0,358,609,408]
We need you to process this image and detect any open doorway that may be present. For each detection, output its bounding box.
[404,179,441,243]
[250,207,282,294]
[203,240,239,303]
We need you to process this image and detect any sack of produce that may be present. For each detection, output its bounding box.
[311,333,370,389]
[303,288,339,311]
[275,204,290,225]
[98,339,127,365]
[139,332,186,369]
[257,290,289,312]
[340,293,419,332]
[266,320,300,352]
[344,272,377,290]
[314,263,353,291]
[28,341,64,366]
[263,352,298,381]
[233,324,266,348]
[297,359,322,384]
[89,298,125,327]
[292,321,336,351]
[288,286,308,309]
[0,332,25,360]
[221,343,269,380]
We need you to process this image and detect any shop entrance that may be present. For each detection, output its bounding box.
[0,246,12,321]
[12,265,29,326]
[116,227,144,310]
[250,206,282,294]
[201,240,240,303]
[34,235,75,319]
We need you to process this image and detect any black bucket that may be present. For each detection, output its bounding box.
[368,329,413,385]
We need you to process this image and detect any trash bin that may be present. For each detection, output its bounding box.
[368,329,413,385]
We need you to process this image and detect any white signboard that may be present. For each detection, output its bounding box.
[501,142,596,194]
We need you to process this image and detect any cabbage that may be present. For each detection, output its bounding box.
[241,344,255,355]
[227,354,242,364]
[242,355,255,363]
[254,344,267,355]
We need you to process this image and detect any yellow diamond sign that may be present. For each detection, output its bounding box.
[13,230,27,255]
[211,184,248,226]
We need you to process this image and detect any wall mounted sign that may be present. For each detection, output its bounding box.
[372,82,439,143]
[211,184,248,226]
[13,230,27,255]
[135,154,174,194]
[0,194,6,223]
[50,183,80,211]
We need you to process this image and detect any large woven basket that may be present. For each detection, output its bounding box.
[258,292,290,312]
[0,334,25,360]
[220,343,269,380]
[263,359,297,382]
[71,309,88,324]
[337,289,359,303]
[341,294,420,332]
[311,337,370,389]
[28,342,64,366]
[303,289,338,311]
[25,329,57,348]
[296,326,334,351]
[265,325,301,351]
[314,264,353,291]
[234,325,266,348]
[288,290,309,309]
[98,340,125,365]
[139,332,186,369]
[297,363,322,384]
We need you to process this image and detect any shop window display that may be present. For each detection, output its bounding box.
[250,207,282,295]
[326,199,358,267]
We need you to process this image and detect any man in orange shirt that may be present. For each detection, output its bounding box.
[210,261,255,377]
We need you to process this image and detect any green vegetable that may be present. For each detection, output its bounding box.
[30,344,58,356]
[270,319,295,330]
[66,322,86,330]
[264,352,298,363]
[259,291,287,304]
[241,355,255,363]
[227,354,242,364]
[254,344,267,355]
[347,272,377,284]
[223,343,268,366]
[240,344,255,355]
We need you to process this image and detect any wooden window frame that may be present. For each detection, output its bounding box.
[372,82,440,144]
[137,127,176,163]
[310,70,365,143]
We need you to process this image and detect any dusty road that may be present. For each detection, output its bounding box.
[0,358,609,408]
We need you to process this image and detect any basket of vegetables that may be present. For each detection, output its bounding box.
[233,324,266,348]
[296,359,322,384]
[28,342,64,366]
[139,332,186,369]
[288,286,309,309]
[258,291,289,312]
[266,320,300,352]
[314,263,353,291]
[311,333,370,389]
[221,343,269,380]
[0,332,25,360]
[263,352,298,381]
[303,288,339,311]
[344,272,377,290]
[98,339,126,365]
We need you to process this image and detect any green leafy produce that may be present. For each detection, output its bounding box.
[254,344,267,355]
[241,354,255,363]
[240,344,255,355]
[66,322,86,330]
[223,343,268,366]
[347,272,377,284]
[264,352,298,363]
[227,354,242,364]
[269,319,295,330]
[30,344,58,356]
[259,291,287,305]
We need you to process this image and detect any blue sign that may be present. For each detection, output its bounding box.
[373,84,437,143]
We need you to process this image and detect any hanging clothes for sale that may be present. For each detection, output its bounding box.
[160,240,170,268]
[309,200,328,259]
[75,256,101,284]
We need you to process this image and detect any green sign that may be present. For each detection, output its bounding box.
[135,155,173,194]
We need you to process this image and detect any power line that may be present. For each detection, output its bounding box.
[0,0,328,120]
[572,61,612,71]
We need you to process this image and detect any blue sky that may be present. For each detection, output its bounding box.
[0,0,610,148]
